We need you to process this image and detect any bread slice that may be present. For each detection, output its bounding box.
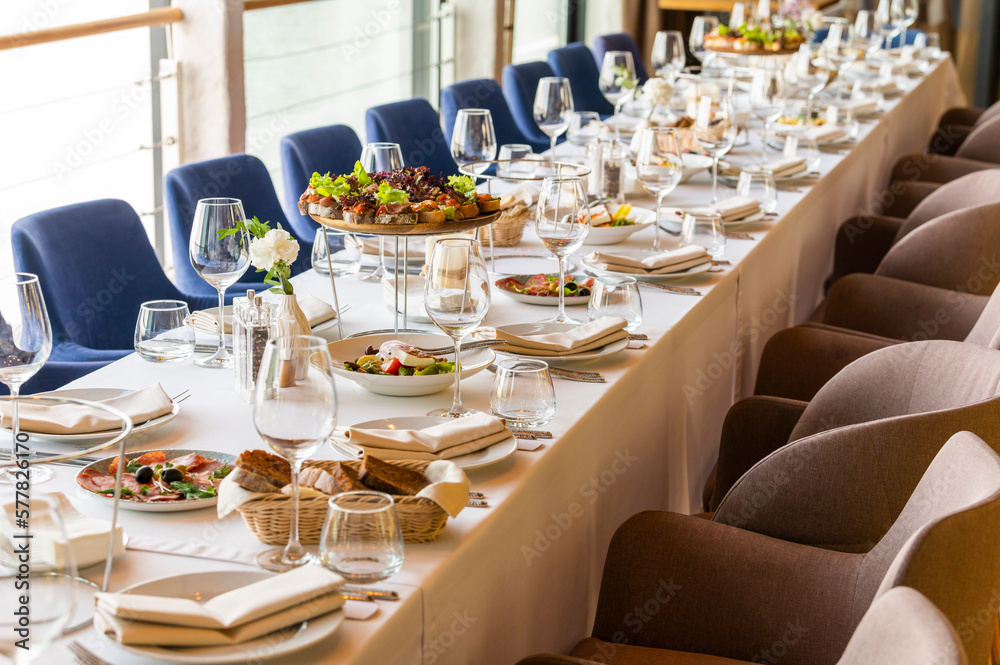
[230,467,283,493]
[329,463,368,492]
[358,454,430,495]
[234,450,291,490]
[477,197,501,213]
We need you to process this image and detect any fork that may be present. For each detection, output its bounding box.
[488,363,605,383]
[415,339,509,355]
[70,642,109,665]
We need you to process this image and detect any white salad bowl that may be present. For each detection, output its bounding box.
[584,205,657,246]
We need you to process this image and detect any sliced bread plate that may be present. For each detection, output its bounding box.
[96,571,344,664]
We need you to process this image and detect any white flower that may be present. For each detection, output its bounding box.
[640,77,674,109]
[250,228,299,271]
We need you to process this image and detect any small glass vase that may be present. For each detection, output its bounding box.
[271,293,311,382]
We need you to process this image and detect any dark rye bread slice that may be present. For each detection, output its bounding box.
[231,450,291,493]
[358,453,430,495]
[329,462,368,492]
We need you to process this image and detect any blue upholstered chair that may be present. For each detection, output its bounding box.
[547,42,615,117]
[365,99,458,177]
[501,61,563,149]
[886,28,925,48]
[11,199,218,362]
[811,27,924,47]
[592,32,649,83]
[441,78,549,153]
[164,153,309,296]
[279,124,363,239]
[0,361,115,395]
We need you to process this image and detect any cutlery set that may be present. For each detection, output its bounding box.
[487,363,605,384]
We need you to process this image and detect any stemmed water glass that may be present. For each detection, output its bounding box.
[822,22,861,99]
[853,10,884,63]
[693,95,738,204]
[451,108,497,174]
[794,45,830,123]
[189,198,250,368]
[750,65,786,162]
[1,496,77,663]
[535,176,590,324]
[598,51,637,142]
[359,142,404,282]
[635,128,683,253]
[533,77,574,157]
[253,335,338,571]
[424,238,491,418]
[0,273,52,485]
[689,16,719,68]
[651,30,685,77]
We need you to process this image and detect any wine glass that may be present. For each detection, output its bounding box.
[533,76,574,156]
[598,51,637,142]
[567,111,603,147]
[750,65,786,162]
[0,495,77,664]
[902,0,919,31]
[729,2,756,29]
[253,335,338,571]
[535,176,590,324]
[694,95,738,204]
[451,108,497,175]
[0,274,52,485]
[875,0,905,48]
[794,45,830,124]
[853,10,884,62]
[424,238,491,418]
[823,22,861,99]
[189,198,250,368]
[359,142,404,283]
[651,30,685,77]
[689,16,719,67]
[635,128,683,253]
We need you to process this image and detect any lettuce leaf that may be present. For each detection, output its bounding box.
[309,171,349,198]
[353,161,373,188]
[447,174,477,197]
[376,181,410,205]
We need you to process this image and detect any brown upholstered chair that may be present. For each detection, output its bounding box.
[753,280,1000,401]
[826,170,1000,288]
[890,114,1000,185]
[708,340,1000,510]
[516,587,967,665]
[929,99,1000,156]
[521,432,1000,665]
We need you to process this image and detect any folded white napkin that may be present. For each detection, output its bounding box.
[700,195,761,222]
[586,246,711,275]
[485,316,629,356]
[760,157,807,177]
[803,124,848,143]
[190,295,337,334]
[841,97,879,115]
[95,565,345,646]
[0,383,173,435]
[0,493,125,569]
[334,413,510,461]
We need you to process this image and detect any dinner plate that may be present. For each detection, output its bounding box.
[327,332,494,396]
[76,448,235,513]
[584,205,656,245]
[582,252,713,281]
[493,274,592,307]
[657,206,765,233]
[481,322,630,362]
[678,153,715,183]
[2,388,180,444]
[330,416,518,470]
[488,254,576,276]
[96,570,344,664]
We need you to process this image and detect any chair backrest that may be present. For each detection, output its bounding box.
[872,431,1000,664]
[12,199,184,350]
[501,61,560,147]
[965,282,1000,347]
[895,170,1000,241]
[279,124,362,239]
[592,32,649,83]
[164,154,300,294]
[838,587,966,665]
[547,43,615,116]
[976,99,1000,127]
[364,98,458,178]
[955,114,1000,164]
[887,28,925,48]
[440,78,548,153]
[876,200,1000,295]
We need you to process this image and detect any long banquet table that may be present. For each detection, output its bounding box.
[30,57,963,665]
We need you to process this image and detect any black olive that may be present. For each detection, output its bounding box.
[365,345,377,355]
[134,465,154,484]
[565,281,579,292]
[578,287,591,297]
[162,467,183,484]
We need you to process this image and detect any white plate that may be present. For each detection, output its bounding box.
[584,205,656,245]
[481,322,630,362]
[493,273,593,307]
[718,167,812,186]
[3,388,180,444]
[679,153,715,183]
[76,448,235,512]
[328,333,494,397]
[331,416,518,470]
[582,252,713,281]
[657,206,765,233]
[488,254,576,275]
[96,571,344,664]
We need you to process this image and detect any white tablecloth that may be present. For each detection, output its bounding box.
[24,58,962,665]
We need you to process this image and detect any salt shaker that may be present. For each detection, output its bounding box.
[602,140,627,205]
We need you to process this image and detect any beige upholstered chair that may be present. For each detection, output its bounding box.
[753,281,1000,401]
[826,170,1000,287]
[520,432,1000,665]
[891,114,1000,185]
[930,99,1000,156]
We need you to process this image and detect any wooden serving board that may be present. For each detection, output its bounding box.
[310,210,502,236]
[706,44,802,56]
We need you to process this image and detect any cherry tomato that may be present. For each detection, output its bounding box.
[381,358,402,375]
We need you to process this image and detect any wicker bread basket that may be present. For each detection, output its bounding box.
[236,459,448,544]
[487,204,532,247]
